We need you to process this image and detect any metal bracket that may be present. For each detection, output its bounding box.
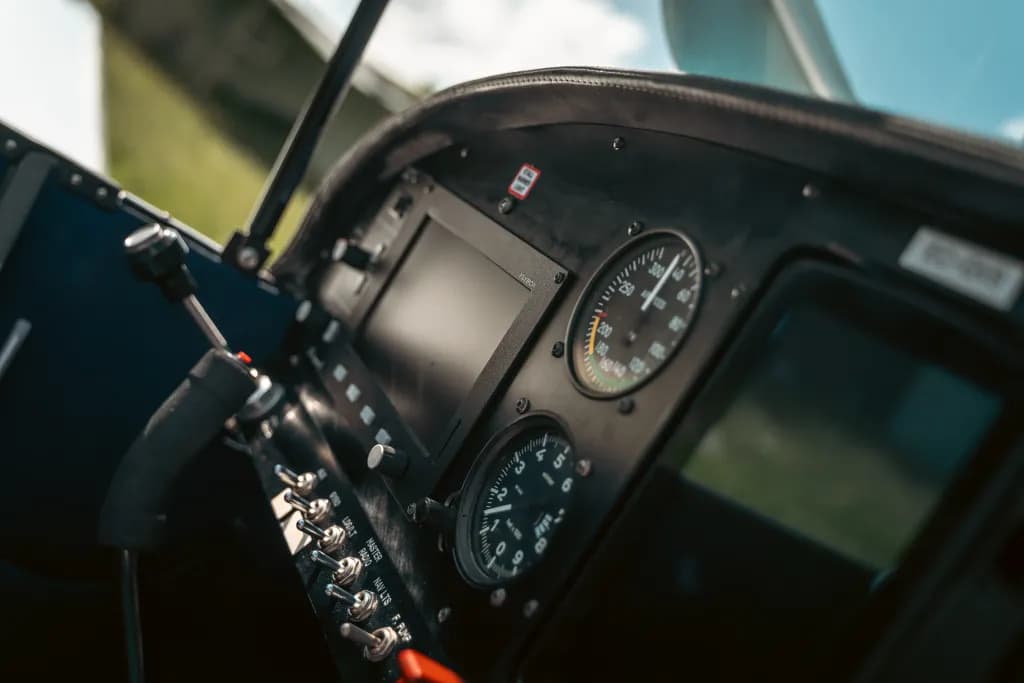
[0,318,31,384]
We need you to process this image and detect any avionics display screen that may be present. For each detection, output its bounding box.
[360,219,530,454]
[683,302,1002,568]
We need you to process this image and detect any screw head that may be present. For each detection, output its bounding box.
[490,588,507,607]
[523,599,539,618]
[406,503,417,518]
[95,187,109,200]
[238,246,261,270]
[515,397,531,414]
[554,271,566,284]
[703,262,721,278]
[4,139,16,153]
[459,147,469,159]
[626,221,643,237]
[498,197,515,214]
[551,341,565,358]
[611,136,626,151]
[70,173,83,187]
[575,459,592,477]
[802,183,820,199]
[730,285,746,300]
[437,606,452,623]
[617,397,635,415]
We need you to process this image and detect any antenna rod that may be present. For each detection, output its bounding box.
[225,0,390,273]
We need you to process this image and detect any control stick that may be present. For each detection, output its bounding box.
[101,225,262,683]
[99,225,257,550]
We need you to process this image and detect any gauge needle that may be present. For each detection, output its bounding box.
[641,253,681,312]
[483,504,512,516]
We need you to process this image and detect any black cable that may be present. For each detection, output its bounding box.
[120,549,145,683]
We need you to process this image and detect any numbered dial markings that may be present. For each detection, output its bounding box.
[461,427,575,585]
[569,232,702,396]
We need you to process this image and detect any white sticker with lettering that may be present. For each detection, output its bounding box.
[281,510,311,555]
[508,163,541,200]
[270,489,292,520]
[899,227,1023,311]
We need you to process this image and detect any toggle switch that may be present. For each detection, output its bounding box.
[325,583,379,622]
[339,623,398,662]
[311,549,363,586]
[367,443,408,479]
[296,518,346,554]
[274,464,317,497]
[332,239,375,271]
[283,489,331,524]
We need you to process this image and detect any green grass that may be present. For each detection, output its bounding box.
[685,398,937,568]
[102,26,308,253]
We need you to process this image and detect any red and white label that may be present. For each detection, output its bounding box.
[508,163,541,199]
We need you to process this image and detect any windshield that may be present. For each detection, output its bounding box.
[288,0,1023,146]
[2,1,1019,252]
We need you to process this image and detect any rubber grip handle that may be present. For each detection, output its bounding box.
[98,349,257,550]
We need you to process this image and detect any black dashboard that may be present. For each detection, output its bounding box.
[234,70,1022,681]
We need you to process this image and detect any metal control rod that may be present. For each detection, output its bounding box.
[123,224,231,351]
[225,0,391,272]
[182,295,228,350]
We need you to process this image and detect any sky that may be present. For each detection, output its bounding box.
[291,0,1024,145]
[0,0,1020,174]
[0,0,105,170]
[817,0,1024,142]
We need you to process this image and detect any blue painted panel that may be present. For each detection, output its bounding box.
[0,176,295,542]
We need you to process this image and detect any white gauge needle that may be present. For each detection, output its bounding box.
[641,253,681,312]
[483,504,512,516]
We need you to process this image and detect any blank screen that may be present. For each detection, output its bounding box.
[360,220,530,454]
[683,303,1001,568]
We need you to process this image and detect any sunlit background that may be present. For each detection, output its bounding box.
[0,0,1021,248]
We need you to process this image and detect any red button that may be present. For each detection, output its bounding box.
[236,351,252,365]
[396,649,463,683]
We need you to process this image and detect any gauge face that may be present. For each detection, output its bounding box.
[568,231,702,396]
[455,421,575,586]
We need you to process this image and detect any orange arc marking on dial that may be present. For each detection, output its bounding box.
[587,311,606,356]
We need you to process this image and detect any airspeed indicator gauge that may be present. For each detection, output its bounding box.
[568,230,703,396]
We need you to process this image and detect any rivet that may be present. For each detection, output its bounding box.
[626,221,643,237]
[70,173,83,187]
[515,397,530,414]
[523,599,539,618]
[802,183,820,199]
[551,341,565,358]
[96,187,109,200]
[575,459,592,477]
[703,262,721,278]
[611,136,626,151]
[490,588,507,607]
[459,147,469,159]
[437,607,452,624]
[498,197,515,214]
[617,397,635,415]
[730,285,746,300]
[4,139,17,153]
[554,271,566,284]
[238,246,261,270]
